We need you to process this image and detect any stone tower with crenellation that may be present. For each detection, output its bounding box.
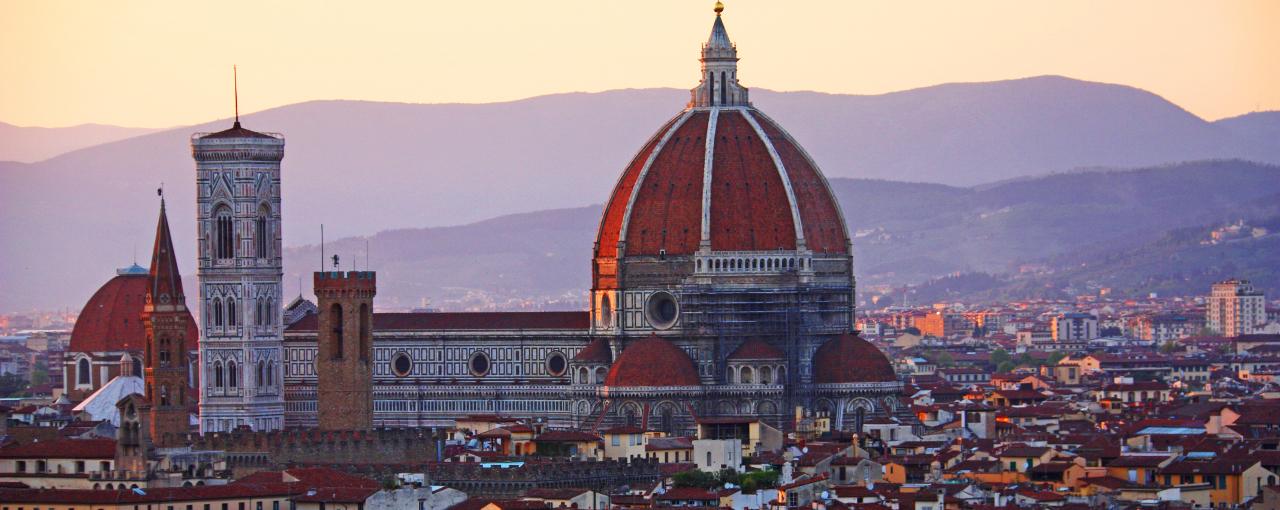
[314,270,376,431]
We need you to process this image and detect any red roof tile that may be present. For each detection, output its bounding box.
[727,338,785,360]
[571,338,612,363]
[812,334,896,384]
[0,438,116,459]
[604,335,700,387]
[69,274,197,353]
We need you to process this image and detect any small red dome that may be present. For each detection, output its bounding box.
[70,273,198,353]
[572,338,612,364]
[812,334,896,384]
[604,335,700,387]
[727,338,784,360]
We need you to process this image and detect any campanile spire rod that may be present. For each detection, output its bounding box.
[233,65,240,127]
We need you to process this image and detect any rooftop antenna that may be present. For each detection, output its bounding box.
[320,224,325,272]
[233,65,240,127]
[365,238,370,271]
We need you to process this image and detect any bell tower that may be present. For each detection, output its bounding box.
[142,195,192,447]
[314,270,376,431]
[193,105,287,433]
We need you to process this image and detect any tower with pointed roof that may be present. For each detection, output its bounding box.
[192,107,287,433]
[141,196,193,446]
[690,1,748,108]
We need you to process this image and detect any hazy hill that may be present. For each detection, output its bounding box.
[0,122,159,163]
[4,76,1280,312]
[269,160,1280,311]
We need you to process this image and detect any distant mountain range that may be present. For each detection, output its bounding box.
[0,122,159,163]
[3,75,1279,312]
[273,160,1280,311]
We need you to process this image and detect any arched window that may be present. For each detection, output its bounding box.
[256,361,264,386]
[720,71,727,105]
[227,361,238,388]
[226,298,237,327]
[159,385,170,406]
[212,298,223,327]
[707,71,714,106]
[254,204,270,259]
[214,206,234,260]
[330,303,344,360]
[741,366,753,384]
[213,361,224,388]
[760,366,772,385]
[359,303,370,361]
[265,363,274,388]
[77,358,91,385]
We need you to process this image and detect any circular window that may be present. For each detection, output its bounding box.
[392,352,412,377]
[547,352,567,377]
[469,352,491,376]
[645,291,679,330]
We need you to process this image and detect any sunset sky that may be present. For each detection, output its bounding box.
[2,0,1276,128]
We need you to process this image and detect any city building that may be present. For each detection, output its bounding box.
[1051,313,1098,342]
[1207,279,1266,337]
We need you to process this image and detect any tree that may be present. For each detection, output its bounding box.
[1046,351,1068,366]
[30,362,48,387]
[922,350,954,367]
[1159,341,1179,354]
[673,469,717,488]
[0,374,28,397]
[990,349,1011,369]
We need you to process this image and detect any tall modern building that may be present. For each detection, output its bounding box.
[1051,313,1098,342]
[1207,279,1266,338]
[192,119,287,433]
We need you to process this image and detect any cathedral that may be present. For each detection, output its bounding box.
[65,4,902,438]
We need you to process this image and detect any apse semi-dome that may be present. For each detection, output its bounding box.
[592,7,848,291]
[812,333,897,384]
[603,335,701,387]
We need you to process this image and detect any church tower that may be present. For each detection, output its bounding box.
[142,196,193,446]
[313,270,376,431]
[192,114,286,433]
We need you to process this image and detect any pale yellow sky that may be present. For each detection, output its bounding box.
[1,0,1276,128]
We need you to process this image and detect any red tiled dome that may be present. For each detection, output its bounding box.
[69,273,197,353]
[572,338,612,364]
[812,333,896,384]
[593,108,848,289]
[727,338,784,360]
[604,335,700,387]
